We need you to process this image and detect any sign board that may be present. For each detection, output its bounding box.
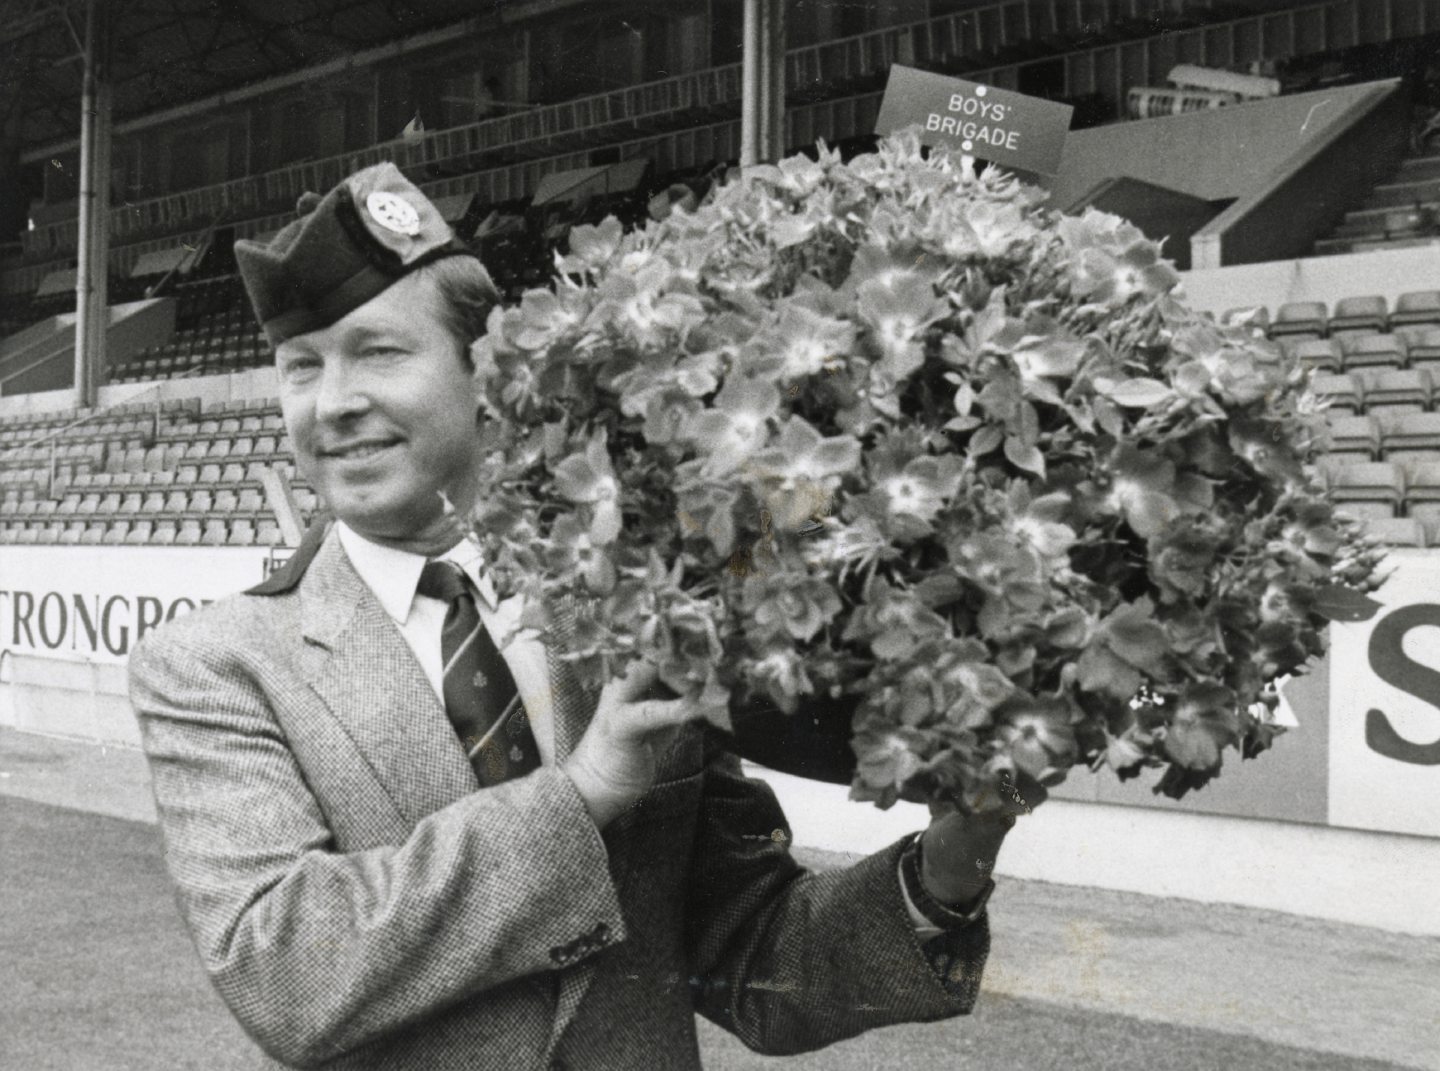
[0,546,274,664]
[1329,553,1440,839]
[875,64,1073,175]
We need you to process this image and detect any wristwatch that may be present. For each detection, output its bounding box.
[900,831,994,929]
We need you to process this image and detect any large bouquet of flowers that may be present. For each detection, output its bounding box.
[466,134,1387,812]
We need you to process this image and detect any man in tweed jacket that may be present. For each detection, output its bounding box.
[129,164,1021,1069]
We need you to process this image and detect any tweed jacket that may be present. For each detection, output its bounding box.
[128,527,990,1070]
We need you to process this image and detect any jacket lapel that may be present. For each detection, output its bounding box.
[297,530,478,824]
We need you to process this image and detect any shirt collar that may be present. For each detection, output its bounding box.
[335,520,498,623]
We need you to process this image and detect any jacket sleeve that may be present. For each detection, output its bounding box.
[684,734,990,1056]
[128,620,626,1069]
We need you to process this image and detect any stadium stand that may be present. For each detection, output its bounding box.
[5,0,1440,552]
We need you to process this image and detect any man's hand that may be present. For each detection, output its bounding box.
[919,774,1047,906]
[562,662,710,830]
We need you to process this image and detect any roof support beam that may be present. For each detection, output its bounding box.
[739,0,785,167]
[73,0,111,409]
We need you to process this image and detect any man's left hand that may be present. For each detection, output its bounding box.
[919,774,1047,906]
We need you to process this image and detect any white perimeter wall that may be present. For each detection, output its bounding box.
[761,767,1440,938]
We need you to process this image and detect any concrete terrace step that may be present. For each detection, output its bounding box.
[1315,234,1440,256]
[1366,176,1440,210]
[1397,154,1440,183]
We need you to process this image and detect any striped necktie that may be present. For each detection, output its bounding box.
[417,560,540,785]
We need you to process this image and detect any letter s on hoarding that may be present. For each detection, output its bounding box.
[1365,603,1440,766]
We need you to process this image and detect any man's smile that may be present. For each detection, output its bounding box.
[319,438,403,461]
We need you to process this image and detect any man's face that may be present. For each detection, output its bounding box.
[275,272,480,555]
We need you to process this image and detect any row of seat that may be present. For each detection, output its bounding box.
[102,436,290,474]
[64,467,307,492]
[1348,515,1438,548]
[1317,459,1440,523]
[1285,328,1440,372]
[1322,411,1440,461]
[13,487,270,518]
[0,517,288,547]
[1224,292,1440,339]
[0,399,196,433]
[1312,369,1440,414]
[1,472,313,504]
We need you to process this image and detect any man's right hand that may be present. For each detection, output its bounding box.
[561,661,709,829]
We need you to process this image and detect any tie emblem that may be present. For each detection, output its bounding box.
[418,560,541,785]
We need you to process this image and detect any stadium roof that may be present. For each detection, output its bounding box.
[0,0,592,155]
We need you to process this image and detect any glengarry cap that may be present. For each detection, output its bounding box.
[235,162,478,345]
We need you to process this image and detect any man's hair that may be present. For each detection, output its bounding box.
[414,254,503,364]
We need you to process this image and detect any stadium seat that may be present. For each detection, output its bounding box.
[214,489,239,513]
[190,489,214,514]
[1341,333,1406,371]
[198,463,222,484]
[97,492,121,514]
[1391,290,1440,328]
[175,520,202,545]
[220,462,247,484]
[1307,371,1359,414]
[119,492,143,514]
[1405,461,1440,526]
[125,520,154,545]
[57,523,82,545]
[1354,369,1431,414]
[175,465,198,485]
[1270,302,1328,341]
[102,521,130,545]
[237,488,265,513]
[1362,516,1426,547]
[227,519,257,546]
[1400,327,1440,372]
[80,523,106,545]
[164,490,189,513]
[57,493,81,515]
[1322,413,1381,462]
[151,521,178,545]
[256,520,284,547]
[200,519,228,545]
[1329,295,1387,336]
[1291,338,1342,373]
[1379,412,1440,463]
[1329,462,1406,521]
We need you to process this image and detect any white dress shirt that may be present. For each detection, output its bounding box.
[335,522,946,936]
[335,521,557,765]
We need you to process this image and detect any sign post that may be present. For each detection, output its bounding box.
[875,64,1074,176]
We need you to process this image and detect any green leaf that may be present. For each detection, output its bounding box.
[1004,435,1046,476]
[1103,377,1173,408]
[969,423,1004,457]
[1312,584,1384,623]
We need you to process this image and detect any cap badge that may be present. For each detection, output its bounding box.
[365,191,421,236]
